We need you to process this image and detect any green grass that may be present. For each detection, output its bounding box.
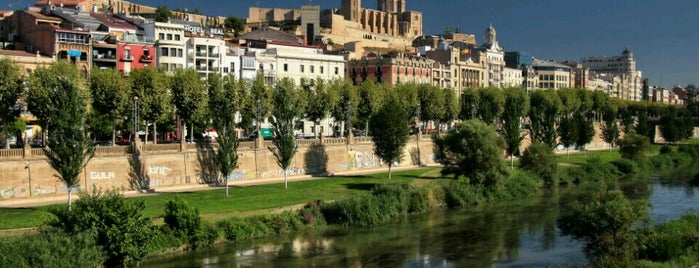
[0,168,440,230]
[556,149,622,165]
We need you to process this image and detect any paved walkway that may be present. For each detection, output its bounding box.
[0,165,434,208]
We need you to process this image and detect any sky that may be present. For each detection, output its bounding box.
[5,0,698,89]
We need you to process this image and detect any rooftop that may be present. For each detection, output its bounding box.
[89,12,139,31]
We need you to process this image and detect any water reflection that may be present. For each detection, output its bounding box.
[141,179,698,268]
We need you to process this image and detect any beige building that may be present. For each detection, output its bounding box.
[425,38,486,95]
[580,48,643,101]
[142,21,186,72]
[532,58,573,90]
[502,66,523,88]
[0,49,55,75]
[347,51,433,86]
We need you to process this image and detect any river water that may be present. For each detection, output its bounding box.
[141,178,699,268]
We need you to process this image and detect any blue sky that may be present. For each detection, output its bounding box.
[6,0,698,88]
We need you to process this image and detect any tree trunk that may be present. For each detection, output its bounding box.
[511,155,514,169]
[144,123,149,144]
[111,119,117,146]
[388,164,392,179]
[3,124,9,149]
[224,173,229,197]
[284,169,288,189]
[154,122,158,144]
[190,123,194,144]
[566,147,569,158]
[67,188,73,211]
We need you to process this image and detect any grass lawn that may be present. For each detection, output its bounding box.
[0,168,441,231]
[556,149,621,165]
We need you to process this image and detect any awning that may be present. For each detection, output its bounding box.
[67,49,82,57]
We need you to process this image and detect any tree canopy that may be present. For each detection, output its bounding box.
[369,97,410,179]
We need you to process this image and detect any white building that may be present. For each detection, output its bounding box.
[580,47,643,101]
[483,25,505,88]
[142,21,187,72]
[180,23,229,78]
[502,67,523,88]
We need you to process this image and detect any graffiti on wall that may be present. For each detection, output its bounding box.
[354,151,379,168]
[259,166,324,178]
[148,166,172,176]
[0,186,17,198]
[90,171,115,180]
[227,171,246,181]
[32,184,57,196]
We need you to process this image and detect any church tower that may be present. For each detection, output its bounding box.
[341,0,361,22]
[377,0,405,13]
[484,24,497,47]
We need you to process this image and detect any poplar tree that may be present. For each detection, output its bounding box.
[269,78,302,188]
[0,59,23,149]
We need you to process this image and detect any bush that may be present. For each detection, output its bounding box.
[610,158,640,175]
[218,217,273,241]
[618,133,651,160]
[573,157,621,183]
[639,213,699,262]
[164,197,204,248]
[441,179,486,207]
[0,227,105,268]
[678,144,699,159]
[47,190,154,267]
[520,142,558,186]
[501,171,541,198]
[298,200,327,228]
[659,145,674,154]
[261,210,304,234]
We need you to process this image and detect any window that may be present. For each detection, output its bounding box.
[310,65,315,73]
[270,64,274,70]
[170,63,177,70]
[170,48,176,57]
[175,34,180,41]
[230,62,235,73]
[159,33,165,40]
[223,67,229,73]
[300,65,305,73]
[177,49,183,57]
[160,47,169,56]
[167,34,172,40]
[124,48,131,59]
[335,67,339,75]
[320,66,324,74]
[283,63,288,72]
[161,63,168,70]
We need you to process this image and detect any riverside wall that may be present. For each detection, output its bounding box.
[0,137,437,200]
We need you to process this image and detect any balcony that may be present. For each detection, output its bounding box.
[121,55,134,62]
[93,54,117,62]
[196,51,207,57]
[208,52,219,58]
[140,55,153,63]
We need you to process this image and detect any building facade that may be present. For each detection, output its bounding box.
[580,47,643,101]
[346,51,433,86]
[532,58,573,90]
[143,21,186,72]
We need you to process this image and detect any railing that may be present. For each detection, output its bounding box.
[322,138,346,145]
[95,146,130,156]
[238,141,255,150]
[355,136,373,143]
[0,149,23,158]
[31,148,45,157]
[208,52,219,58]
[143,143,180,152]
[297,139,321,147]
[121,55,134,61]
[196,51,207,57]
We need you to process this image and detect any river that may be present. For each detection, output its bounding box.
[141,178,699,267]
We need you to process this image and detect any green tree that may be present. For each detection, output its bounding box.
[528,89,562,147]
[155,5,172,22]
[0,58,23,149]
[433,119,509,189]
[501,87,529,167]
[129,67,172,144]
[172,68,207,144]
[575,112,595,154]
[357,80,386,135]
[557,116,577,156]
[43,78,94,210]
[659,106,694,145]
[476,87,505,125]
[392,83,419,119]
[90,68,130,146]
[459,88,479,120]
[557,88,581,116]
[269,78,302,189]
[618,133,651,160]
[417,84,445,130]
[520,142,557,186]
[224,16,245,36]
[329,79,359,136]
[242,74,273,134]
[557,189,649,266]
[441,87,459,130]
[369,97,410,179]
[601,106,620,150]
[303,78,336,138]
[209,74,241,196]
[26,61,87,146]
[48,190,154,266]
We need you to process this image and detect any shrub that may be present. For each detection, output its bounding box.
[573,157,621,183]
[441,179,486,207]
[639,213,699,262]
[618,133,651,160]
[659,145,674,154]
[298,200,327,228]
[0,227,104,268]
[218,217,272,241]
[650,154,674,170]
[520,142,557,186]
[677,144,699,159]
[610,158,640,175]
[261,210,304,234]
[502,171,541,198]
[164,197,204,248]
[47,189,154,267]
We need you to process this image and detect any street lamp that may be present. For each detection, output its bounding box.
[346,101,352,137]
[256,99,261,136]
[25,161,31,197]
[133,96,139,144]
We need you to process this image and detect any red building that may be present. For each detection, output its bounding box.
[89,12,155,74]
[116,42,154,74]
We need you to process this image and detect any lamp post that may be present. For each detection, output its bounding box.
[25,161,31,197]
[256,99,261,137]
[416,103,421,166]
[346,101,352,137]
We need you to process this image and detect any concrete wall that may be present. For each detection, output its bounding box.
[0,138,437,200]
